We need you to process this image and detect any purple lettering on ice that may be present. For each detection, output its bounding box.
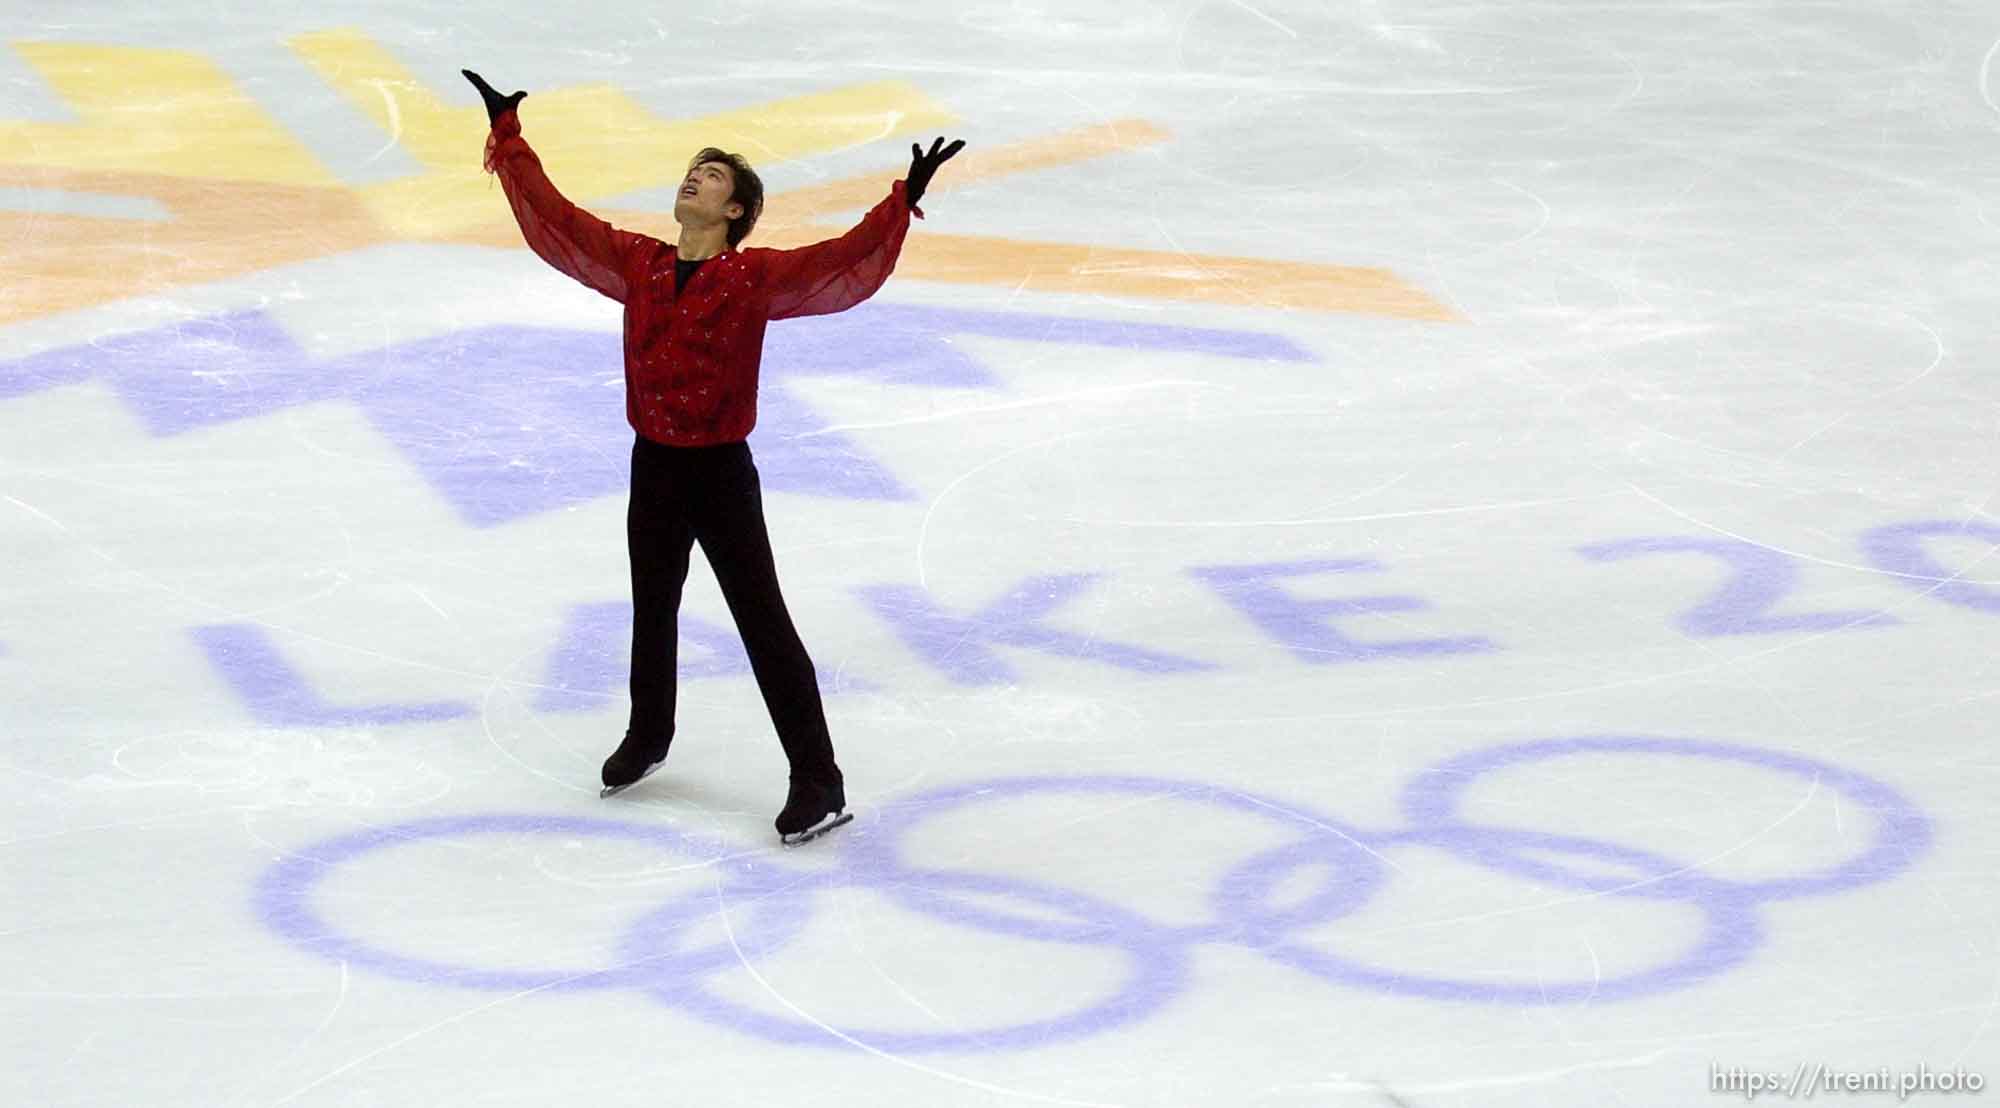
[1188,558,1497,662]
[857,573,1218,685]
[533,601,749,713]
[0,303,1312,526]
[1576,536,1898,635]
[189,623,470,727]
[1858,520,2000,613]
[535,601,876,712]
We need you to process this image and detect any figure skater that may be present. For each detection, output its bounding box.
[464,68,962,843]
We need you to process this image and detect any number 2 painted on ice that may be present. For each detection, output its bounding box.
[1576,536,1898,637]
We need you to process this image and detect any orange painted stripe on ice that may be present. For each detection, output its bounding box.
[0,166,384,325]
[789,228,1455,319]
[744,119,1451,317]
[908,235,1454,318]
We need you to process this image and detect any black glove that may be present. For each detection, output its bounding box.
[462,69,526,125]
[905,136,965,208]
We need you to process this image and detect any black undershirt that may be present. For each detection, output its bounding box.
[675,255,710,295]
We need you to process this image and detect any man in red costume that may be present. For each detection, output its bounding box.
[464,69,962,844]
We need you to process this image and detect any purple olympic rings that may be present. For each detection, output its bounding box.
[256,734,1931,1053]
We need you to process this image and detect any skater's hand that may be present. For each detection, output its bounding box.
[462,68,526,125]
[905,136,965,208]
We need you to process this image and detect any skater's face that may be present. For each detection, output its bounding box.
[674,160,744,229]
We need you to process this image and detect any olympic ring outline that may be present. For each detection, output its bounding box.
[1399,735,1934,900]
[256,734,1932,1052]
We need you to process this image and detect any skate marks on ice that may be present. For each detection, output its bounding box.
[256,734,1930,1054]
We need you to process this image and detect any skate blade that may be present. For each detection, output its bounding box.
[781,811,853,846]
[599,759,664,798]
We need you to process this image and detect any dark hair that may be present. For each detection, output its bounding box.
[689,147,764,247]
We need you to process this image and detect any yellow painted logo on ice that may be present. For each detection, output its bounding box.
[0,30,1453,325]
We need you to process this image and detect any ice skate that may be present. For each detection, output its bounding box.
[599,731,670,797]
[776,777,851,845]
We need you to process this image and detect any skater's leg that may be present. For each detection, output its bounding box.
[689,444,841,785]
[611,435,695,789]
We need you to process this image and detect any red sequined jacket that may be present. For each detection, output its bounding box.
[482,110,921,445]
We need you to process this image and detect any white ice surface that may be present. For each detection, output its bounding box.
[4,2,1999,1105]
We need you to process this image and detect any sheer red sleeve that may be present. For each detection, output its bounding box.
[760,180,923,320]
[482,110,653,303]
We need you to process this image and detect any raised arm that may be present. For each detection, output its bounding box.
[761,136,965,320]
[466,69,651,303]
[761,182,919,320]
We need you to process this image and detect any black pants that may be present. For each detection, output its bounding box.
[626,436,840,783]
